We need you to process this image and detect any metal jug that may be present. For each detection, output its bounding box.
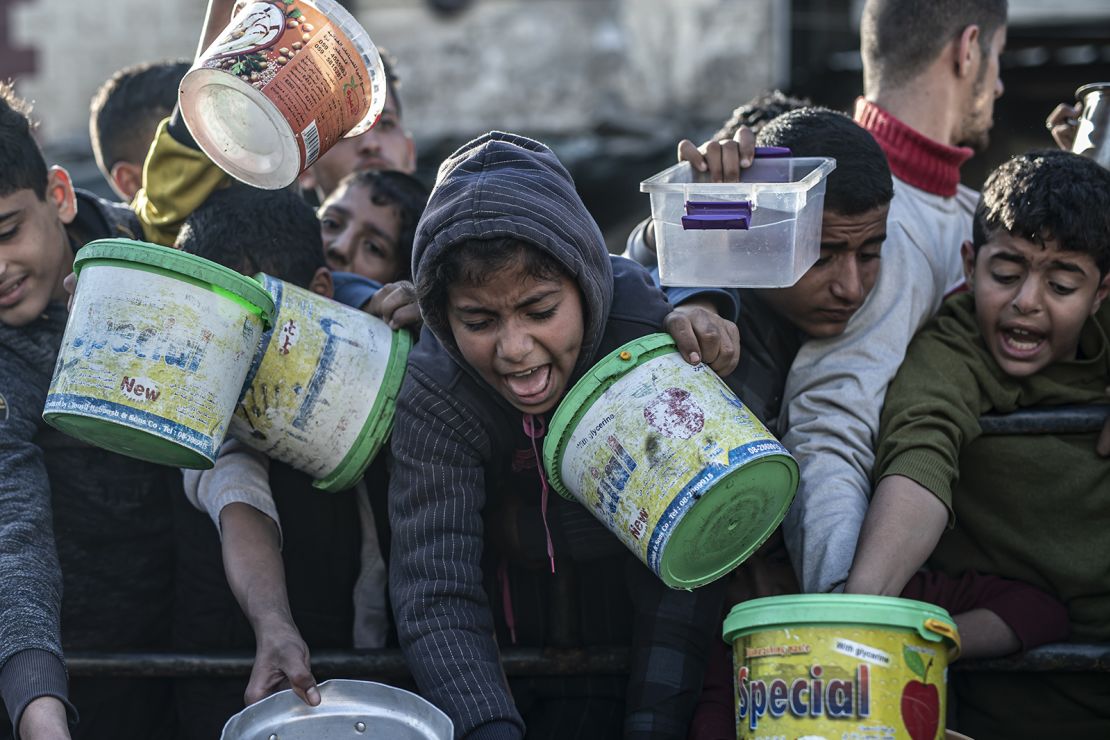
[1074,83,1110,169]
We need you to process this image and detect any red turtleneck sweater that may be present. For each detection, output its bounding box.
[853,98,973,198]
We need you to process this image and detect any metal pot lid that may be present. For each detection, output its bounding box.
[220,679,454,740]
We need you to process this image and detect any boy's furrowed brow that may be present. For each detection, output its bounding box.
[1048,259,1089,276]
[989,251,1028,267]
[515,289,560,309]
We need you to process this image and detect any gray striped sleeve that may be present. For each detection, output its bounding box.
[388,369,524,739]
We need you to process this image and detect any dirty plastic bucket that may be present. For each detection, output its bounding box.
[43,239,274,469]
[723,594,961,740]
[221,679,453,739]
[179,0,388,189]
[543,333,799,589]
[228,275,410,491]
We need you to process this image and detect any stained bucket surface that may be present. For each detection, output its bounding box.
[723,594,961,740]
[228,275,410,491]
[543,333,799,589]
[179,0,387,189]
[43,239,275,469]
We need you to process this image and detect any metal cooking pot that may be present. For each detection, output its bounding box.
[220,679,454,740]
[1073,83,1110,169]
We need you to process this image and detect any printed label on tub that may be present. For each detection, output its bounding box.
[733,626,949,740]
[229,278,393,480]
[46,265,262,460]
[196,0,378,172]
[558,352,787,576]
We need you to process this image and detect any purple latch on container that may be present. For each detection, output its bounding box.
[679,147,790,230]
[681,201,752,230]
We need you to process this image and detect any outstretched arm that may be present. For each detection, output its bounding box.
[844,475,947,596]
[779,222,957,593]
[219,503,319,707]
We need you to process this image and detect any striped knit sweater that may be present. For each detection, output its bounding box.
[390,132,723,739]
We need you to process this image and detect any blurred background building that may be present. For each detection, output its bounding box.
[2,0,1108,248]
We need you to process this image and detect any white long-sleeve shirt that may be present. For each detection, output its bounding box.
[779,177,976,593]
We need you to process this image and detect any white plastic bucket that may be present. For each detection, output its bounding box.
[228,275,410,491]
[43,239,274,469]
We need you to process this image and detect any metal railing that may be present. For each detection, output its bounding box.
[64,642,1110,678]
[64,406,1110,679]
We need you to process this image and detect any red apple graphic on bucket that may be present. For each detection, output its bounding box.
[900,646,941,740]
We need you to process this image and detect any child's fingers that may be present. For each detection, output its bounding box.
[663,312,701,365]
[388,303,423,331]
[288,666,321,706]
[676,139,708,172]
[732,126,756,169]
[63,272,77,312]
[719,140,742,182]
[707,320,741,375]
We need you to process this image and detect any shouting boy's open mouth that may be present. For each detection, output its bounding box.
[503,364,553,407]
[998,324,1046,359]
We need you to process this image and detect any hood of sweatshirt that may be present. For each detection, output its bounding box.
[411,131,614,389]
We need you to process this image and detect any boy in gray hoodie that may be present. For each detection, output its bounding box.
[390,131,738,739]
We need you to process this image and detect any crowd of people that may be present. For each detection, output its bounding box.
[0,0,1108,738]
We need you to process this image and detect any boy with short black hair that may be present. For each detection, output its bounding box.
[320,169,428,289]
[0,83,180,740]
[847,150,1110,738]
[174,184,400,738]
[89,59,192,201]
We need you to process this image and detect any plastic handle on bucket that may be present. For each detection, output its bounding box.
[681,201,752,230]
[924,617,962,660]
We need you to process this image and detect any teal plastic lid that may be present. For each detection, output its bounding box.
[313,326,412,492]
[723,594,960,651]
[544,333,799,590]
[74,239,275,327]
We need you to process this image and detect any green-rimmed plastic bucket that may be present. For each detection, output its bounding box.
[43,239,275,469]
[542,333,798,590]
[227,275,410,491]
[723,594,961,739]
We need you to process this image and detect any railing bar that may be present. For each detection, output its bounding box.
[979,405,1110,435]
[65,644,1110,677]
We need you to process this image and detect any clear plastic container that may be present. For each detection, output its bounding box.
[640,154,836,288]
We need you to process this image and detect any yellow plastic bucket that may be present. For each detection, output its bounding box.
[723,594,961,740]
[543,333,798,589]
[43,239,274,469]
[228,275,410,491]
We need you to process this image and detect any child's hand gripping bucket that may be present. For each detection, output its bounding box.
[542,333,799,589]
[43,239,275,468]
[723,594,961,740]
[228,275,410,491]
[179,0,388,189]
